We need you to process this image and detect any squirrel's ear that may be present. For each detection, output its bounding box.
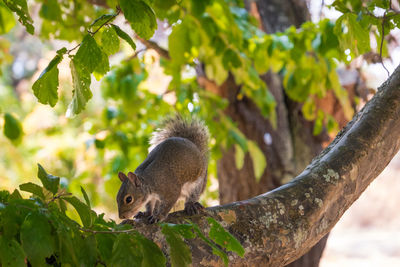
[128,172,141,187]
[118,172,128,182]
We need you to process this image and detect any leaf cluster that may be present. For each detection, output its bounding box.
[0,164,244,266]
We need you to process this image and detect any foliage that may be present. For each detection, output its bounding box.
[0,165,243,266]
[0,0,396,221]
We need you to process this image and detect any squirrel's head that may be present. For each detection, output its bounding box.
[116,171,146,219]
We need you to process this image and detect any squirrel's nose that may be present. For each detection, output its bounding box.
[119,213,126,219]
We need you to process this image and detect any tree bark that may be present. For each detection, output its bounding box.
[125,64,400,266]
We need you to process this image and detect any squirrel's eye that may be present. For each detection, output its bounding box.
[125,195,133,204]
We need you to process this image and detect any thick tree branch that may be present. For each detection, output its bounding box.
[123,64,400,266]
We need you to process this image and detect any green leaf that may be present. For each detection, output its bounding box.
[64,196,92,227]
[135,234,166,267]
[313,110,324,135]
[222,48,242,69]
[0,236,26,267]
[302,98,317,120]
[93,50,110,80]
[234,144,245,170]
[37,163,60,194]
[66,58,92,116]
[0,3,16,34]
[80,186,91,209]
[3,0,34,34]
[247,140,266,182]
[39,0,61,21]
[102,26,120,55]
[90,14,116,28]
[207,217,245,257]
[19,182,45,199]
[111,234,142,267]
[161,224,192,267]
[190,223,229,266]
[32,49,66,107]
[229,129,247,152]
[334,13,370,56]
[3,113,22,141]
[111,24,136,51]
[77,235,97,267]
[74,34,103,73]
[9,189,22,200]
[120,0,157,39]
[96,233,116,265]
[20,212,55,267]
[168,21,190,66]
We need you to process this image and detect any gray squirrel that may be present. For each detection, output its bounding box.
[116,116,209,223]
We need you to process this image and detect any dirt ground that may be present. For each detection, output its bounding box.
[320,152,400,266]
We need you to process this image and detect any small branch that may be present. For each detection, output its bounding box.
[79,227,138,234]
[67,43,81,55]
[380,12,390,77]
[135,35,170,60]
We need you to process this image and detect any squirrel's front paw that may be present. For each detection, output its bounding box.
[134,211,150,219]
[146,215,160,224]
[184,201,204,216]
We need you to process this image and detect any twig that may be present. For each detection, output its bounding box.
[68,8,120,55]
[79,227,138,234]
[380,11,390,77]
[135,35,170,59]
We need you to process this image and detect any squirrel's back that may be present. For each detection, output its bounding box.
[149,115,209,158]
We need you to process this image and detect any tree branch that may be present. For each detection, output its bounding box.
[135,35,170,60]
[123,63,400,266]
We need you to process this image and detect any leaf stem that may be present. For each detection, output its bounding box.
[78,226,138,234]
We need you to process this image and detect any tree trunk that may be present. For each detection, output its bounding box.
[124,64,400,266]
[217,1,332,265]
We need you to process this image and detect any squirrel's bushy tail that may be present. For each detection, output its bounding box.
[149,115,209,157]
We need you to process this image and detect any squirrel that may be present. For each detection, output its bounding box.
[116,115,209,224]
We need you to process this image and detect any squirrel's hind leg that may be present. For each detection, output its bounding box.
[184,172,207,215]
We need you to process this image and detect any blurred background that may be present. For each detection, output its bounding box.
[0,0,399,266]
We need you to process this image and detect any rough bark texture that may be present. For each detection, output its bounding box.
[125,64,400,266]
[216,1,330,265]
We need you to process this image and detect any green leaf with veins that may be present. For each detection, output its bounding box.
[64,196,93,227]
[120,0,157,39]
[3,0,34,34]
[112,24,136,51]
[20,212,55,267]
[19,182,45,199]
[135,234,166,267]
[93,49,110,80]
[101,26,120,55]
[32,48,66,107]
[74,34,103,73]
[67,58,92,116]
[110,234,142,267]
[207,217,245,257]
[161,224,192,267]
